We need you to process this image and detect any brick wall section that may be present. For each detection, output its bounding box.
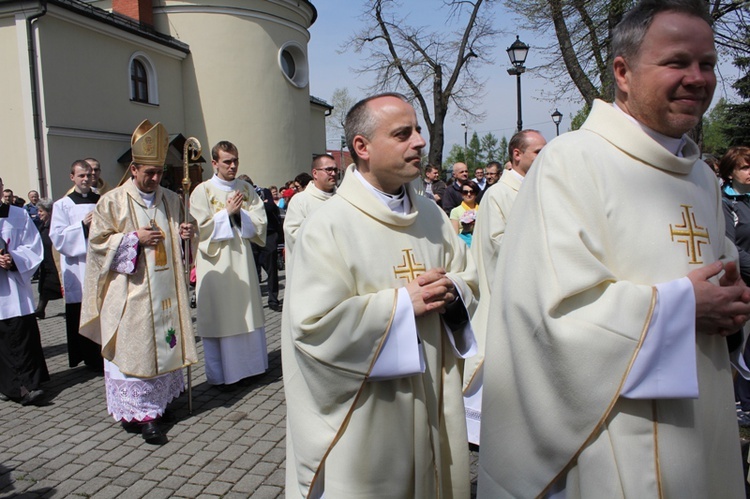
[112,0,154,26]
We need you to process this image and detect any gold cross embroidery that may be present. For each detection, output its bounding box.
[393,249,426,283]
[670,205,710,264]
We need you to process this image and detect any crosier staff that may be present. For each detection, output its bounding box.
[182,137,201,414]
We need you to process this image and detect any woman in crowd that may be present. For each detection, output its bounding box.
[450,179,479,247]
[719,146,750,427]
[34,198,62,319]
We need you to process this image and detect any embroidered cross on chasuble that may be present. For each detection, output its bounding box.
[670,204,710,264]
[393,249,426,283]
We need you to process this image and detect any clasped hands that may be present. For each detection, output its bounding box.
[690,261,750,336]
[225,191,244,216]
[407,268,457,317]
[0,250,12,270]
[136,223,194,245]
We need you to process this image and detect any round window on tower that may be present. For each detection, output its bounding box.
[278,42,308,88]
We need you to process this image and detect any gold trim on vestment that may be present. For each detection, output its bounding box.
[538,286,658,498]
[463,357,483,395]
[306,289,400,498]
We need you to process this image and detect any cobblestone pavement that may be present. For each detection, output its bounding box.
[0,274,479,498]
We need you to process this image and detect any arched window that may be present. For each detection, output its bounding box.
[128,53,159,105]
[131,59,149,103]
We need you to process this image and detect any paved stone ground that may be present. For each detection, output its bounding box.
[0,273,480,498]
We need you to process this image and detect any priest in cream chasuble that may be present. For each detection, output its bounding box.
[478,5,750,495]
[190,141,268,387]
[478,103,749,498]
[283,94,479,499]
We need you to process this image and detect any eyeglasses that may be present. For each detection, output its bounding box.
[462,190,475,195]
[315,167,338,174]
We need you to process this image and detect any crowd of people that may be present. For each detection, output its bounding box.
[3,0,750,496]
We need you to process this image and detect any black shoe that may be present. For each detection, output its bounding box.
[141,421,167,445]
[269,303,282,312]
[35,309,45,319]
[0,393,9,402]
[121,421,141,434]
[20,389,45,406]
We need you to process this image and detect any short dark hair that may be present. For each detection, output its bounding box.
[211,141,238,161]
[344,92,410,163]
[612,0,712,63]
[70,159,91,175]
[294,172,313,188]
[486,161,501,170]
[425,165,440,174]
[719,146,750,184]
[311,153,335,171]
[508,130,542,160]
[460,179,480,195]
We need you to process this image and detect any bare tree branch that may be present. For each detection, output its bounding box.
[344,0,499,166]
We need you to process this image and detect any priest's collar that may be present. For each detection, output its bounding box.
[613,103,687,157]
[353,168,411,215]
[508,168,525,183]
[211,174,237,190]
[132,180,157,208]
[67,190,99,204]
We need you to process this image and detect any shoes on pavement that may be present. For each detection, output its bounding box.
[141,421,167,445]
[20,389,45,406]
[121,421,141,434]
[0,393,9,402]
[269,303,282,312]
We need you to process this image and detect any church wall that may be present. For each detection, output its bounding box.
[0,15,37,197]
[154,0,316,188]
[32,9,187,198]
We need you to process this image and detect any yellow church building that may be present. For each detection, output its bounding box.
[0,0,330,197]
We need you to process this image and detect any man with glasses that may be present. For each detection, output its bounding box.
[472,167,487,191]
[484,161,501,186]
[463,130,546,445]
[283,153,337,258]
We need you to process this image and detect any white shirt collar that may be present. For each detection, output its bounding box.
[132,180,156,208]
[353,168,412,215]
[613,103,687,157]
[211,174,237,191]
[509,168,525,183]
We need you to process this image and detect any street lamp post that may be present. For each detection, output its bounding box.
[506,35,529,133]
[551,108,563,136]
[461,122,468,162]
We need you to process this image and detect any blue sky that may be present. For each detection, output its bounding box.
[307,1,734,157]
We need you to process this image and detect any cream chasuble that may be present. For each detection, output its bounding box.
[283,183,333,258]
[283,164,479,499]
[189,177,266,338]
[477,100,745,498]
[463,170,523,445]
[79,181,198,378]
